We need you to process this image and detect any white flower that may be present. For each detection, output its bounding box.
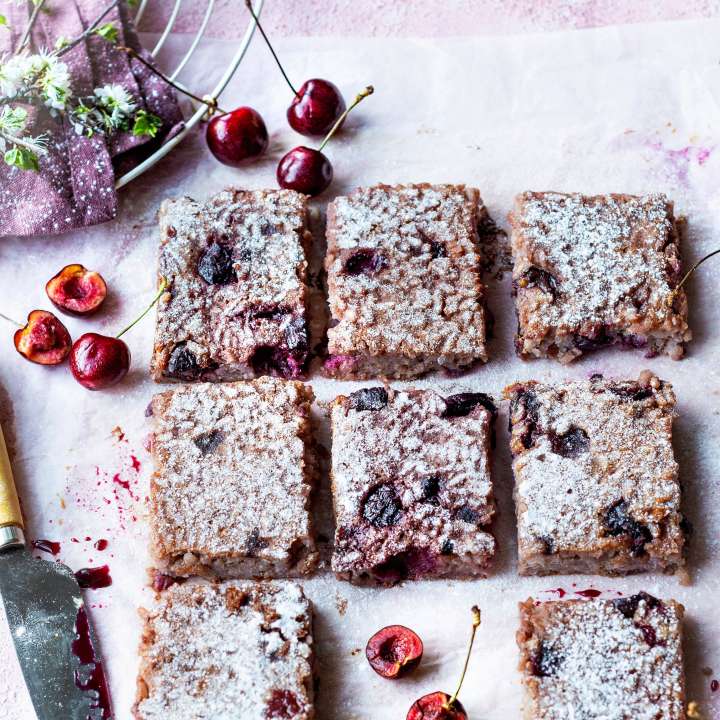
[94,84,136,128]
[0,51,72,110]
[0,105,27,135]
[0,53,32,97]
[37,55,71,110]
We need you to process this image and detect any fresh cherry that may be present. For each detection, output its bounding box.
[407,692,467,720]
[13,310,72,365]
[206,106,268,167]
[406,606,481,720]
[244,1,346,137]
[277,86,373,197]
[69,278,167,391]
[46,264,107,315]
[277,146,332,196]
[366,625,423,679]
[288,79,346,136]
[70,333,130,390]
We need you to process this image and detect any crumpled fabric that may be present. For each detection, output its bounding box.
[0,0,184,238]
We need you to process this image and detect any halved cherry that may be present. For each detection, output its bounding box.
[366,625,423,679]
[14,310,72,365]
[46,264,107,315]
[406,607,481,720]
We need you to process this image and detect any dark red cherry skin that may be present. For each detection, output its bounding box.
[206,106,268,167]
[14,310,72,365]
[287,79,346,136]
[366,625,424,679]
[277,146,332,196]
[69,333,130,390]
[407,692,467,720]
[46,264,107,316]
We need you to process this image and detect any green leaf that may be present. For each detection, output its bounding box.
[55,35,71,49]
[4,146,39,171]
[126,0,139,6]
[0,106,28,134]
[132,110,162,138]
[0,15,8,27]
[95,22,118,43]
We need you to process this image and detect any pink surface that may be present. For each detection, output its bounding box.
[140,0,720,38]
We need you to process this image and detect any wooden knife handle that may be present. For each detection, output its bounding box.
[0,424,23,529]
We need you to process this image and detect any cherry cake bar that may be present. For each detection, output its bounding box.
[151,188,312,382]
[323,183,490,379]
[509,191,691,363]
[134,581,315,719]
[148,377,318,578]
[518,594,686,719]
[330,386,496,584]
[506,371,686,576]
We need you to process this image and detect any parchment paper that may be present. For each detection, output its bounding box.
[1,19,719,720]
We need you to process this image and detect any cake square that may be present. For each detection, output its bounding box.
[149,377,318,578]
[134,581,315,720]
[509,191,691,363]
[151,188,312,382]
[323,183,489,379]
[505,372,685,576]
[330,387,496,584]
[517,594,686,719]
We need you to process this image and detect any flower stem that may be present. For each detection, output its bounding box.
[0,312,22,328]
[445,606,481,709]
[18,0,48,52]
[116,45,227,115]
[56,0,120,58]
[318,85,373,153]
[116,277,168,339]
[244,0,297,97]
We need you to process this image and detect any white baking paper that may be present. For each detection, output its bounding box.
[1,18,720,720]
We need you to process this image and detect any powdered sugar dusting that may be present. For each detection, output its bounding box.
[325,184,488,368]
[135,581,314,720]
[149,378,317,577]
[519,597,685,719]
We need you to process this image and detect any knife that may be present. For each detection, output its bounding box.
[0,423,113,720]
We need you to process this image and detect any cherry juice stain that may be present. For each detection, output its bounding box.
[711,679,719,692]
[575,588,602,598]
[72,606,112,719]
[545,587,566,598]
[94,539,108,551]
[32,539,61,556]
[75,565,113,590]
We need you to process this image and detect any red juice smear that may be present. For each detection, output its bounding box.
[546,587,566,598]
[72,606,112,719]
[75,565,112,590]
[130,455,140,472]
[32,539,61,556]
[711,679,719,692]
[94,539,108,551]
[575,588,602,598]
[112,473,130,492]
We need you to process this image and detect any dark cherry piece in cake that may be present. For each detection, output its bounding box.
[517,594,686,718]
[505,371,685,576]
[509,191,691,363]
[330,387,495,585]
[151,188,312,382]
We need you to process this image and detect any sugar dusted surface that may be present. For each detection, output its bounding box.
[149,378,315,575]
[325,184,487,368]
[510,192,690,357]
[331,388,495,577]
[518,597,685,719]
[3,24,720,720]
[508,375,683,572]
[135,581,314,719]
[152,188,310,379]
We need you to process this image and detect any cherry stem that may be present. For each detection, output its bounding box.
[244,0,297,97]
[445,606,481,709]
[116,46,228,115]
[116,277,168,339]
[676,248,720,292]
[0,312,22,328]
[318,85,374,153]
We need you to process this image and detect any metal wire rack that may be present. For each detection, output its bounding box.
[115,0,264,189]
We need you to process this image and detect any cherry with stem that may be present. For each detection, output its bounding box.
[244,0,346,137]
[277,86,373,196]
[406,606,482,720]
[70,278,168,390]
[667,248,720,307]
